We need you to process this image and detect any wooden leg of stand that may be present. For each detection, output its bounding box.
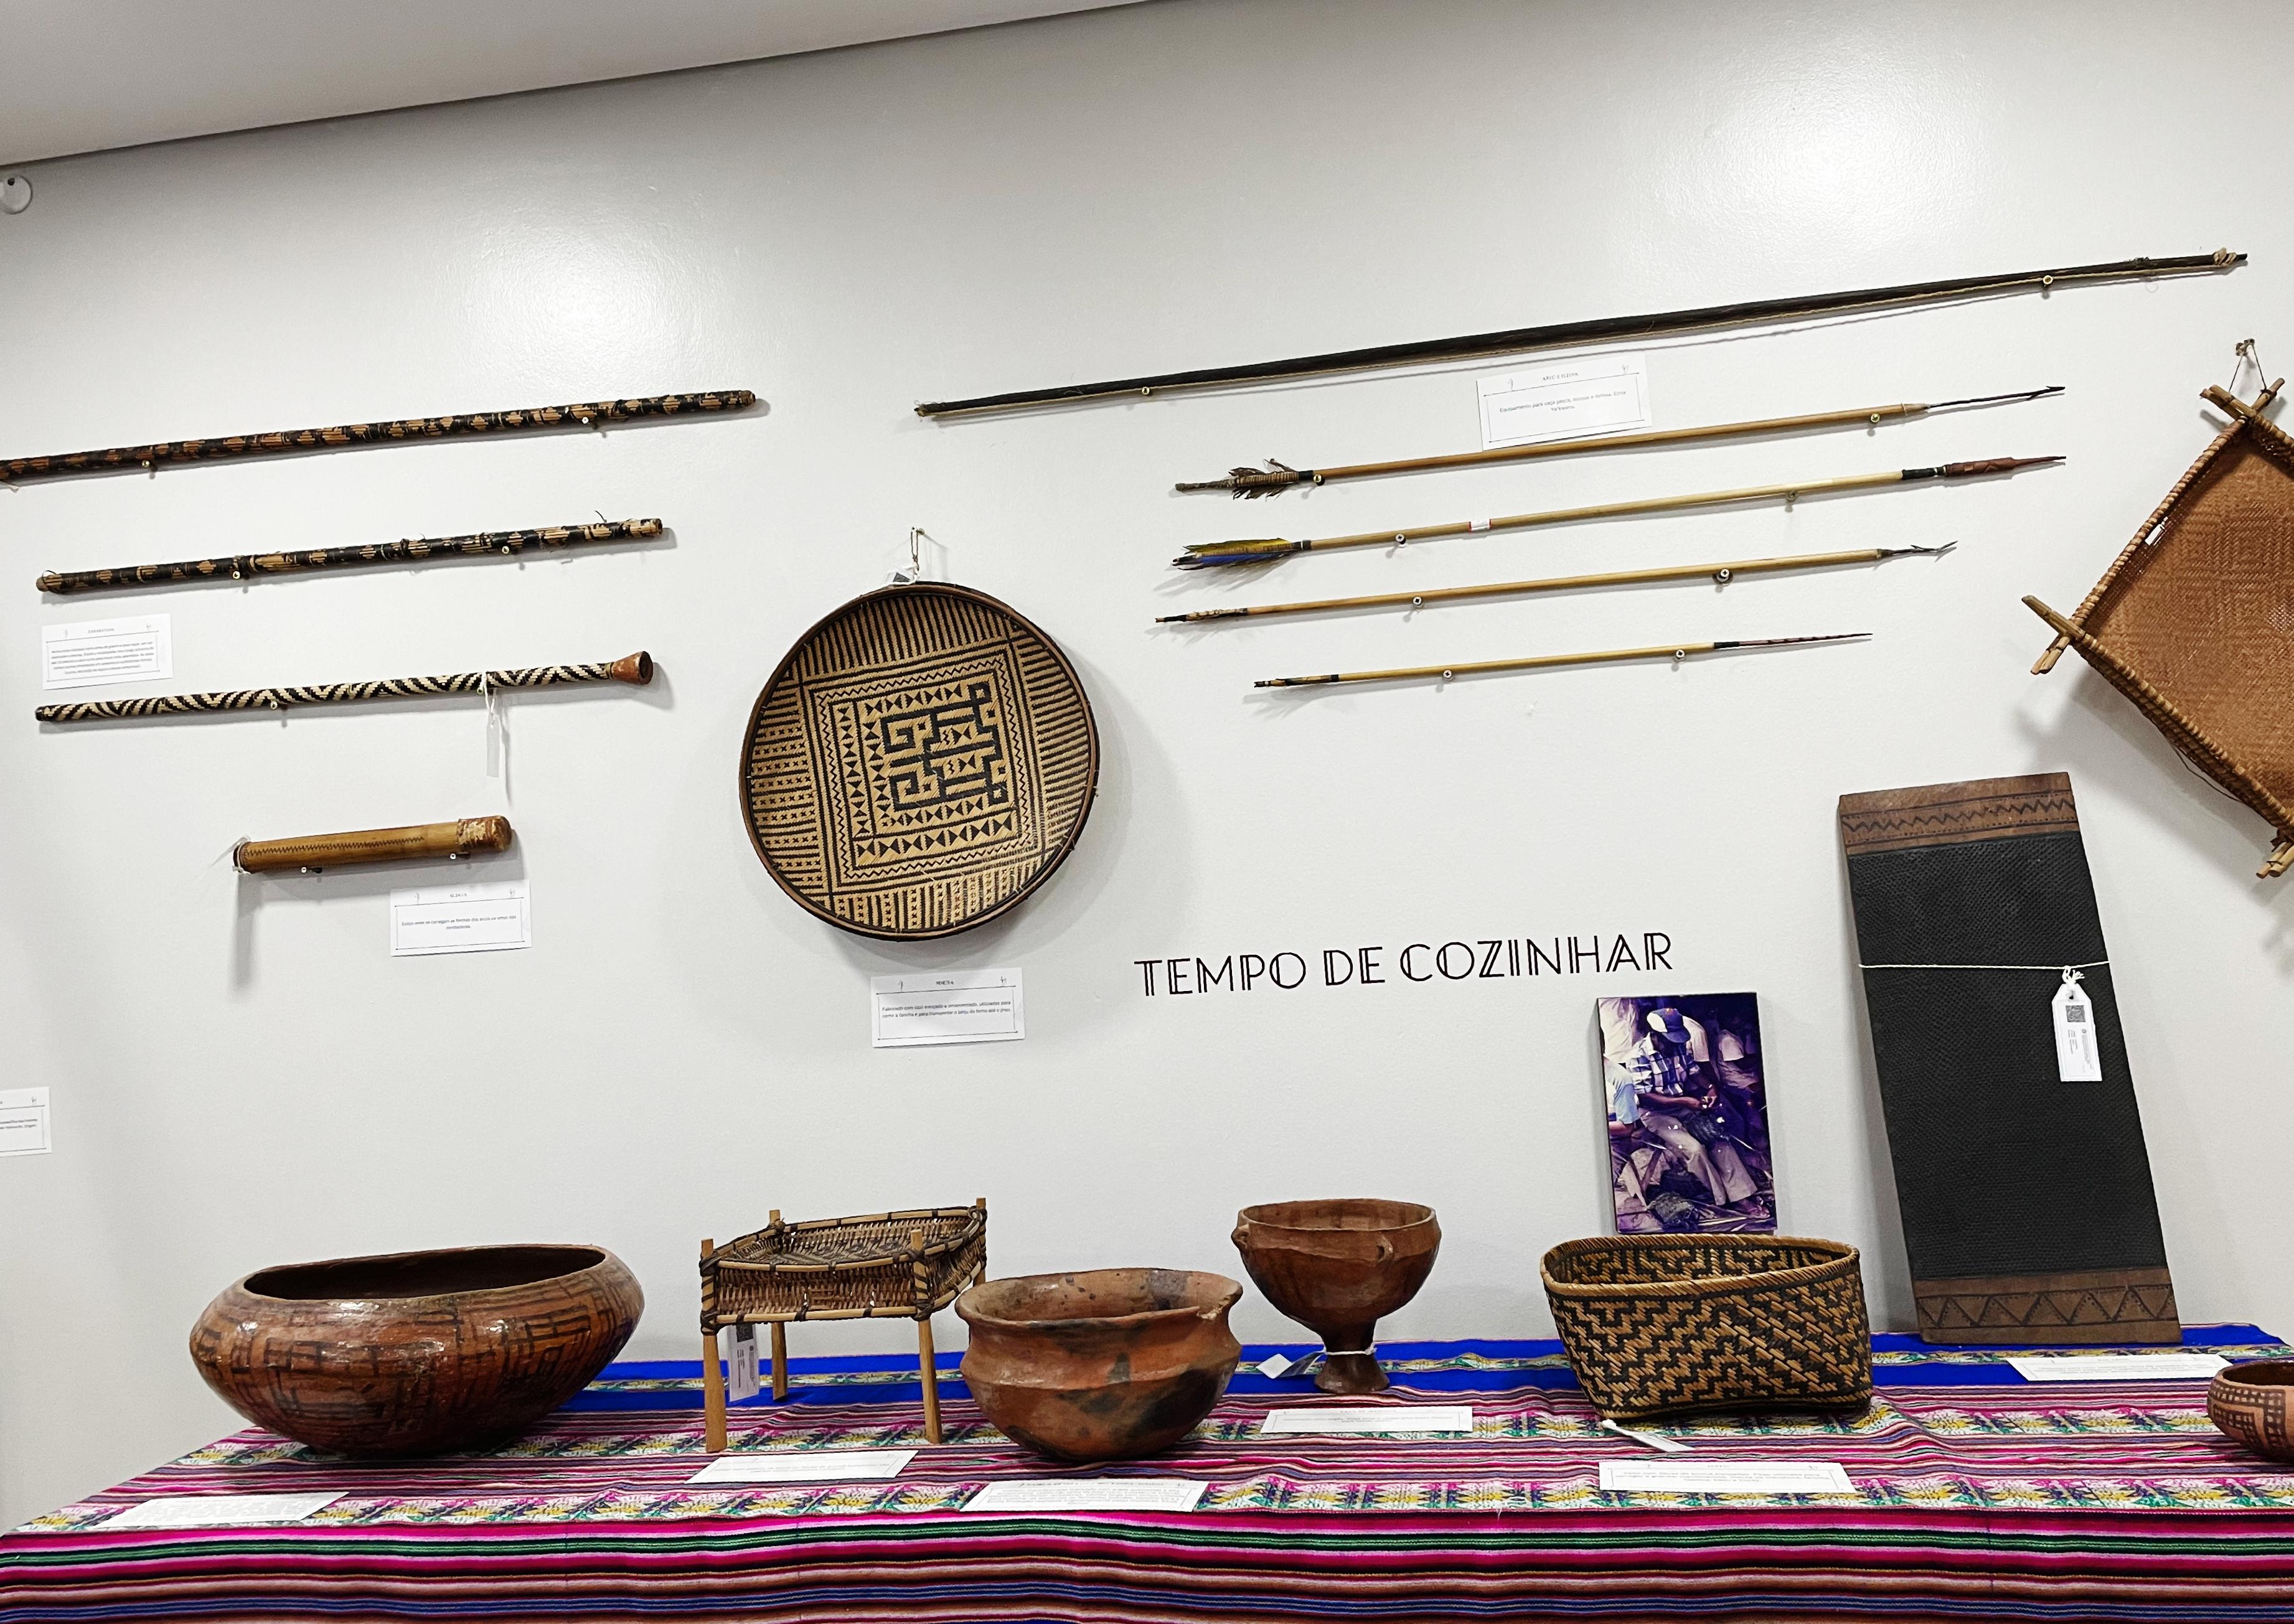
[702,1330,728,1453]
[918,1317,942,1446]
[769,1322,789,1401]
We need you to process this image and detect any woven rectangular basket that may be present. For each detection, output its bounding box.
[1541,1234,1873,1422]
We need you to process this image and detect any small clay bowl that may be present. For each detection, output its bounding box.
[2209,1359,2294,1462]
[957,1268,1243,1462]
[1232,1199,1440,1394]
[190,1244,643,1457]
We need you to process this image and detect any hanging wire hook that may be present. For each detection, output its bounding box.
[891,528,933,585]
[2228,338,2267,398]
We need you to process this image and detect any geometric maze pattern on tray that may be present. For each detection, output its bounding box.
[743,583,1098,939]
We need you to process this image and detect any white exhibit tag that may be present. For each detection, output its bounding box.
[1477,353,1652,451]
[1254,1352,1312,1379]
[2007,1353,2229,1382]
[871,969,1023,1048]
[1599,1418,1692,1453]
[0,1089,51,1157]
[2051,970,2104,1081]
[1599,1460,1853,1495]
[101,1493,342,1529]
[390,882,532,957]
[41,615,172,690]
[689,1448,916,1484]
[964,1479,1208,1513]
[1260,1405,1474,1435]
[728,1325,761,1402]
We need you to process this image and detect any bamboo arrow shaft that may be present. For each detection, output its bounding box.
[1162,546,1922,623]
[1256,634,1868,688]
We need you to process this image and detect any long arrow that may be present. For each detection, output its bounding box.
[1175,456,2057,569]
[1177,388,2061,497]
[1256,634,1869,689]
[915,250,2240,417]
[1159,543,1952,624]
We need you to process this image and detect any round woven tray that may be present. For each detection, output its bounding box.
[741,581,1099,939]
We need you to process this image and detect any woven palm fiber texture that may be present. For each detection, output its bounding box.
[2027,382,2294,877]
[741,582,1099,939]
[702,1207,987,1326]
[1541,1235,1874,1422]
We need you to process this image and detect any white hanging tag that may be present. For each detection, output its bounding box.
[728,1325,762,1401]
[482,676,504,779]
[2051,970,2103,1082]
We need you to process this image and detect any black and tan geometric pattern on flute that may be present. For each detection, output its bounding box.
[1541,1235,1874,1423]
[38,519,662,596]
[2,391,754,484]
[743,583,1098,940]
[36,652,652,726]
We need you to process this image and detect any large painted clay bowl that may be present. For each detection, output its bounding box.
[2209,1359,2294,1462]
[1231,1199,1441,1394]
[956,1269,1243,1462]
[190,1244,643,1457]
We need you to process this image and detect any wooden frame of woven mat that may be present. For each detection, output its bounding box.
[2026,377,2294,879]
[698,1200,986,1449]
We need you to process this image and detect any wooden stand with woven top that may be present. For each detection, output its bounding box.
[698,1200,986,1450]
[2027,377,2294,879]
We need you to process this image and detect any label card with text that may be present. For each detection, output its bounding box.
[390,882,531,957]
[42,616,172,690]
[102,1492,342,1529]
[964,1479,1207,1513]
[728,1325,761,1402]
[689,1449,916,1485]
[2051,977,2104,1081]
[1477,354,1651,450]
[871,969,1023,1048]
[0,1089,51,1157]
[2008,1353,2229,1382]
[1261,1405,1474,1435]
[1599,1459,1853,1495]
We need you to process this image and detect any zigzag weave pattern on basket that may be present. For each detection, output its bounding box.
[1541,1235,1873,1422]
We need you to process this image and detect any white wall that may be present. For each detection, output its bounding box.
[4,0,2290,1528]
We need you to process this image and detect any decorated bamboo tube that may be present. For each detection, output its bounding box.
[38,519,664,597]
[1,391,754,486]
[36,651,653,726]
[234,817,514,874]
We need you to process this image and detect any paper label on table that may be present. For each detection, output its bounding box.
[41,616,171,690]
[1254,1352,1312,1379]
[0,1088,51,1157]
[1599,1460,1853,1495]
[1261,1405,1475,1435]
[1600,1418,1692,1453]
[964,1479,1207,1513]
[2007,1353,2229,1382]
[2051,976,2104,1081]
[102,1492,343,1529]
[690,1448,916,1484]
[1477,354,1651,450]
[871,969,1023,1048]
[728,1325,761,1402]
[390,882,531,956]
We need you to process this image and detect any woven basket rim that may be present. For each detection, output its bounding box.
[707,1204,987,1274]
[1538,1234,1860,1302]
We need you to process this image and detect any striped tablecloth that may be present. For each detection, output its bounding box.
[7,1327,2293,1621]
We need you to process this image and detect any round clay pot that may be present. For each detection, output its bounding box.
[956,1268,1243,1462]
[190,1243,643,1457]
[1232,1199,1440,1394]
[2209,1359,2294,1462]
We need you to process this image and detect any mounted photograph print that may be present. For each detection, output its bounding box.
[1597,993,1774,1234]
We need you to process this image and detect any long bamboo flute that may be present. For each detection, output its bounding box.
[234,817,514,874]
[1178,388,2062,497]
[916,251,2239,417]
[38,519,663,596]
[1256,633,1869,688]
[1159,543,1952,624]
[1176,456,2059,569]
[35,651,653,725]
[1,391,754,486]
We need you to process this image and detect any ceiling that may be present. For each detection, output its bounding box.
[0,0,1142,167]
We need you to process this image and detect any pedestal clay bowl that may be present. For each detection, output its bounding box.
[2209,1359,2294,1462]
[1232,1199,1441,1394]
[190,1244,643,1457]
[956,1269,1243,1462]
